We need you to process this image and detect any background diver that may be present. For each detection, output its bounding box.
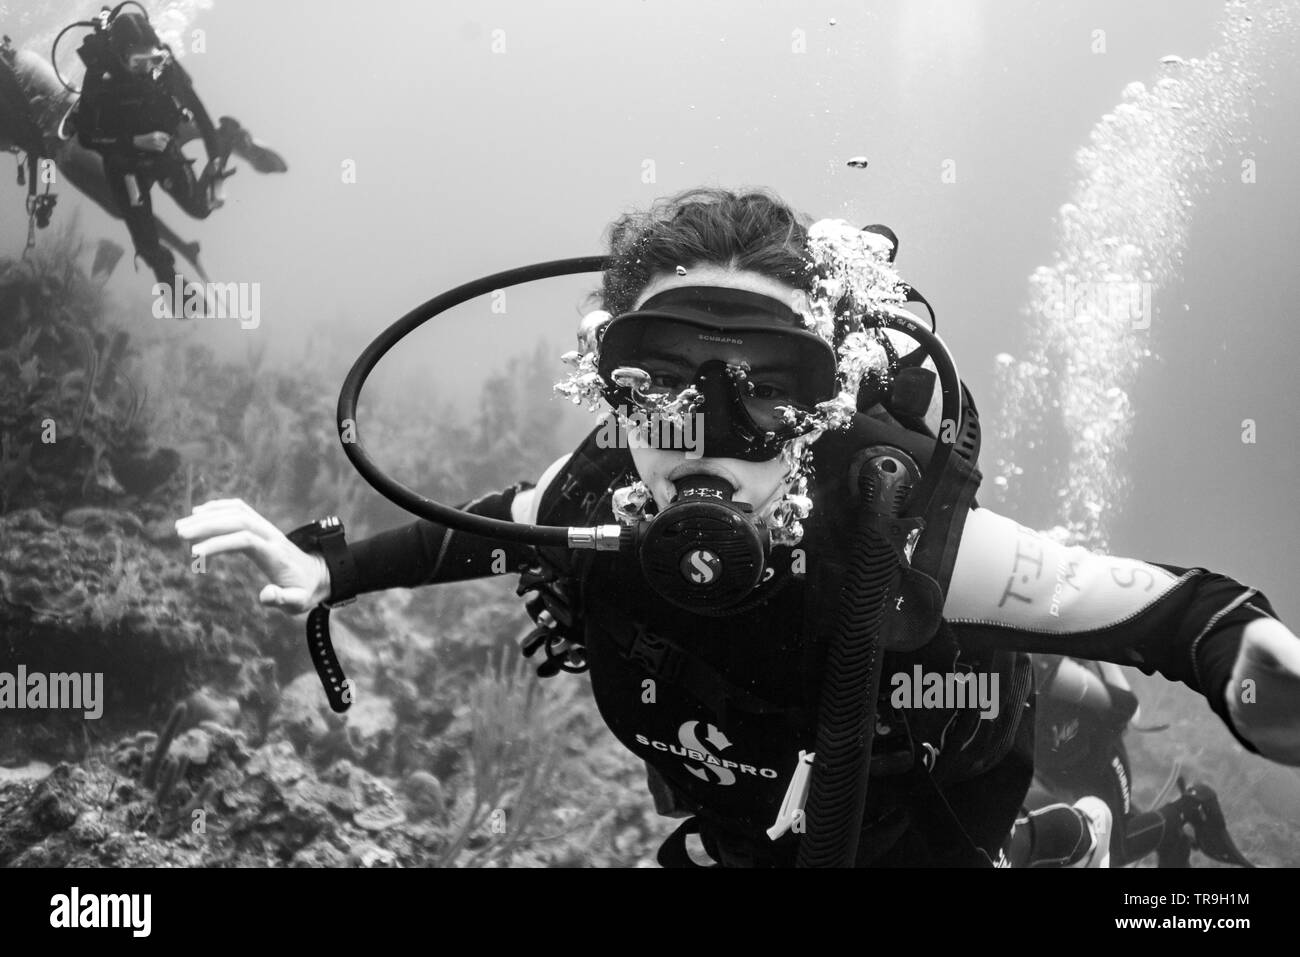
[1026,654,1254,867]
[0,5,286,285]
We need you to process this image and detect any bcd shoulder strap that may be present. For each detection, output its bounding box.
[517,427,634,676]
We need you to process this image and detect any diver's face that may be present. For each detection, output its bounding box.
[628,440,794,518]
[126,49,167,76]
[625,267,810,517]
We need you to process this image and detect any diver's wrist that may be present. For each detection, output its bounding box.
[309,553,332,608]
[287,516,358,607]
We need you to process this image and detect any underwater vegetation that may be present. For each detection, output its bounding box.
[0,226,161,514]
[0,240,671,867]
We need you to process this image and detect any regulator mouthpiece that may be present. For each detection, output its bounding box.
[636,474,770,615]
[671,473,737,504]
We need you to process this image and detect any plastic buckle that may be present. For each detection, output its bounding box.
[628,627,680,680]
[870,514,925,567]
[516,565,557,595]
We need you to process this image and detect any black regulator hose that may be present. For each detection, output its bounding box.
[794,315,963,869]
[885,312,961,515]
[796,452,913,867]
[337,256,607,547]
[50,21,97,94]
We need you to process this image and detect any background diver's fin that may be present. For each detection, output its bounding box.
[155,216,207,282]
[177,116,288,173]
[1131,721,1171,733]
[217,115,288,173]
[1149,758,1184,810]
[91,238,126,280]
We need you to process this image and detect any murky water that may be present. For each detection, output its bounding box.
[989,0,1296,550]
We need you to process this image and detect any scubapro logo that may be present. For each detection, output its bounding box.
[635,721,779,786]
[681,548,721,584]
[680,720,735,784]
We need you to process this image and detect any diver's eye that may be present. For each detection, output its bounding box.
[648,371,690,392]
[750,382,792,400]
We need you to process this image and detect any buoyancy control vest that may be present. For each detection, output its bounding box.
[526,409,1036,867]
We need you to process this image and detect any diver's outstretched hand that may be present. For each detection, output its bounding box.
[174,498,330,614]
[1228,615,1300,766]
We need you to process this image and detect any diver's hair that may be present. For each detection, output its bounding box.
[596,187,814,317]
[109,11,163,58]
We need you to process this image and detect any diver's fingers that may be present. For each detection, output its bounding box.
[188,497,264,520]
[178,501,283,543]
[203,498,289,541]
[175,511,267,544]
[189,530,279,575]
[191,498,246,511]
[190,498,279,534]
[259,583,311,612]
[188,498,258,522]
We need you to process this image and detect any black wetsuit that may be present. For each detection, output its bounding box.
[332,422,1274,867]
[72,55,222,283]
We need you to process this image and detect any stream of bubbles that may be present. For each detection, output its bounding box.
[989,0,1296,551]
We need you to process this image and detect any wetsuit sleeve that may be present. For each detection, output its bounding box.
[342,484,535,595]
[943,508,1285,753]
[336,454,573,597]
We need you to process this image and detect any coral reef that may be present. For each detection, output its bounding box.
[0,244,670,867]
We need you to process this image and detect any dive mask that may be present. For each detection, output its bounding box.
[596,286,838,461]
[127,49,168,72]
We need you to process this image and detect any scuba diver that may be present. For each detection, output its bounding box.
[1029,654,1254,867]
[0,4,286,284]
[65,4,230,286]
[175,188,1300,867]
[2,33,203,274]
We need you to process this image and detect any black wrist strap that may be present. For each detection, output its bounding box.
[306,605,353,713]
[287,517,359,713]
[288,517,359,607]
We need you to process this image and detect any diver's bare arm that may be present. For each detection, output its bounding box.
[944,508,1297,762]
